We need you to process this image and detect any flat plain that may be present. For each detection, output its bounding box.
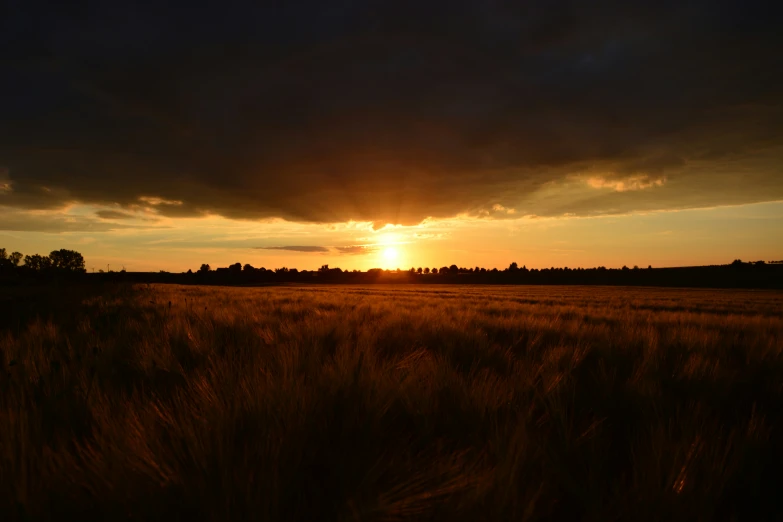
[2,284,782,521]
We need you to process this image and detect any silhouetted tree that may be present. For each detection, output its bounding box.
[423,267,430,274]
[431,268,438,274]
[449,264,458,274]
[23,254,52,271]
[243,264,255,272]
[229,262,242,274]
[509,262,519,272]
[199,263,211,273]
[48,249,86,273]
[417,267,423,274]
[0,249,20,270]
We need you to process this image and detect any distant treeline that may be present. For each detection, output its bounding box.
[0,248,86,282]
[2,248,782,288]
[108,261,783,289]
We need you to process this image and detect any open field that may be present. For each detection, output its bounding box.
[2,283,783,521]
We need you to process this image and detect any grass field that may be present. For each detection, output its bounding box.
[2,283,782,521]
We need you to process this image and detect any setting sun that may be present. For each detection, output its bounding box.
[382,247,399,264]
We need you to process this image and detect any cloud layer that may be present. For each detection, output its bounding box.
[335,245,380,255]
[0,207,142,233]
[2,0,782,225]
[255,246,330,253]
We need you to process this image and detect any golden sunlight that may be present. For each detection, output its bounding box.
[382,247,399,264]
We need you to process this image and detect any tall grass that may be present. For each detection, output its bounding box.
[1,284,782,521]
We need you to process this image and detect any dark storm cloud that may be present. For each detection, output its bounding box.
[255,246,330,253]
[2,0,782,224]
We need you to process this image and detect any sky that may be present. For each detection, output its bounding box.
[1,0,782,272]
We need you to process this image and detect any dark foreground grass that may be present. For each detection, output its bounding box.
[1,283,782,521]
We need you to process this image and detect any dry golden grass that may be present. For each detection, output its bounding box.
[1,283,782,521]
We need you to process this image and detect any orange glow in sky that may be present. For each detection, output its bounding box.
[1,201,782,273]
